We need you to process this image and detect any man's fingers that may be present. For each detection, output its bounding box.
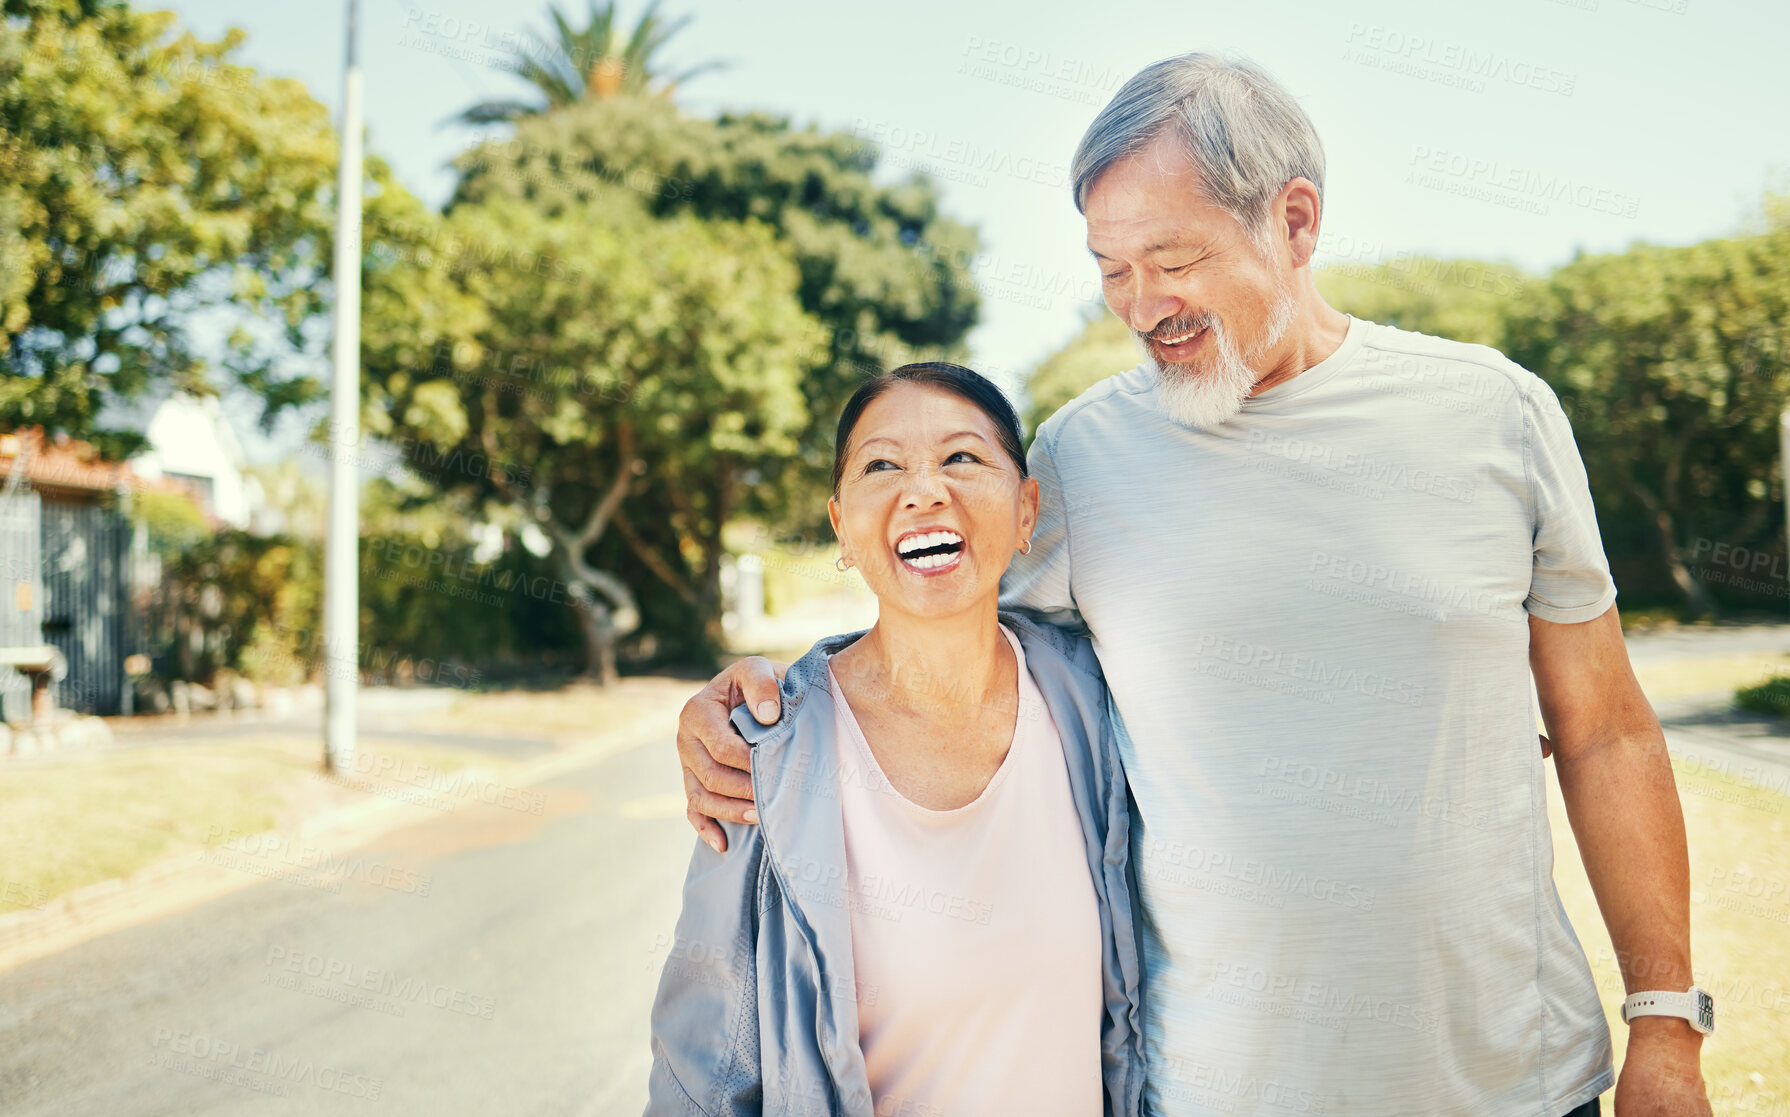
[684,766,757,827]
[688,807,727,855]
[685,745,753,801]
[732,655,785,724]
[1539,733,1554,759]
[676,688,754,775]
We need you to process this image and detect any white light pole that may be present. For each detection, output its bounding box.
[1781,409,1790,614]
[324,0,363,772]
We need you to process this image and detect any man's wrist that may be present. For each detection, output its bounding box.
[1626,1013,1707,1048]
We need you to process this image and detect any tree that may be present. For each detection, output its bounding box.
[1,0,342,457]
[453,0,726,126]
[359,186,816,679]
[1504,203,1790,615]
[1023,311,1138,436]
[1314,256,1531,349]
[448,95,982,548]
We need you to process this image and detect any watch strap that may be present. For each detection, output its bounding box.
[1621,987,1715,1034]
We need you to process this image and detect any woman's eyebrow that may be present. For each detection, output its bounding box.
[855,430,991,452]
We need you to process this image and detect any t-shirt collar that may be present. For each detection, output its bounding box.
[1241,313,1371,408]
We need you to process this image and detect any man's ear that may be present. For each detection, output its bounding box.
[1279,176,1322,269]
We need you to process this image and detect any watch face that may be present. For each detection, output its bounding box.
[1697,992,1715,1032]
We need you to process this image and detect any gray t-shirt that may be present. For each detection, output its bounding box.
[1000,315,1616,1116]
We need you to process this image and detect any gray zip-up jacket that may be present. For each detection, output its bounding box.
[645,610,1147,1117]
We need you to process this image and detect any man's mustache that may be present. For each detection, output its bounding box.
[1139,312,1220,344]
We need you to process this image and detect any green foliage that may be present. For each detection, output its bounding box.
[361,174,820,664]
[1504,208,1790,613]
[355,477,580,678]
[1024,312,1137,435]
[370,94,982,665]
[144,528,321,685]
[129,485,209,560]
[1735,675,1790,720]
[1315,257,1531,348]
[448,96,982,534]
[1,0,341,456]
[453,0,727,125]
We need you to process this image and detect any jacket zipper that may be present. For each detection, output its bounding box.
[750,745,854,1116]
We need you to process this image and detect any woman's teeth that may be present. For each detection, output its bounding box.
[897,530,964,570]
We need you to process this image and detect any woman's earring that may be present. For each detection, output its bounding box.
[835,555,851,571]
[1018,539,1033,555]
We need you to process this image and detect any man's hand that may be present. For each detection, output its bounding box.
[677,656,787,853]
[1614,1020,1711,1117]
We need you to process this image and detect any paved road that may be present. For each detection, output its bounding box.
[1624,622,1790,794]
[0,734,693,1116]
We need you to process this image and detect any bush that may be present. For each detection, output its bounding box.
[1735,675,1790,718]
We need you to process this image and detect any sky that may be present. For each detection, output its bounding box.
[159,0,1790,459]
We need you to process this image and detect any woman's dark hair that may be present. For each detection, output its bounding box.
[830,362,1028,496]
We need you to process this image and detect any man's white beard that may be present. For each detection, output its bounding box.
[1142,281,1298,430]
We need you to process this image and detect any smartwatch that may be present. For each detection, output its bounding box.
[1620,986,1715,1035]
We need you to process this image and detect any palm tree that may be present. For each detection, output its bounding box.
[453,0,727,126]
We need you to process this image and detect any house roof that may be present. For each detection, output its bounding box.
[0,427,143,496]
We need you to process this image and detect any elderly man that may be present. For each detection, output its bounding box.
[676,53,1711,1116]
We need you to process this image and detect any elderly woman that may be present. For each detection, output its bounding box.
[645,362,1145,1116]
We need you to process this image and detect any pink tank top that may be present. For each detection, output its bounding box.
[826,622,1103,1116]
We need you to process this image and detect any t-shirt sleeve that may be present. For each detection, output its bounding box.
[999,424,1088,635]
[1522,379,1618,624]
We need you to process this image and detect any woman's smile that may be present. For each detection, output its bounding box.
[894,528,965,575]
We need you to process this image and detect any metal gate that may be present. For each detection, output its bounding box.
[38,499,132,715]
[0,490,44,723]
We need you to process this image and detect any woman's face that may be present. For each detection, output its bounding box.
[829,382,1039,621]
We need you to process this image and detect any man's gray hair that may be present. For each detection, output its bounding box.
[1071,54,1326,247]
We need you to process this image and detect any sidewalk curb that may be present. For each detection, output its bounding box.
[0,704,679,978]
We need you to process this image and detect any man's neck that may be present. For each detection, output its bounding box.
[1249,287,1352,397]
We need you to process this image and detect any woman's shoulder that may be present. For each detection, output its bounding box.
[998,610,1104,687]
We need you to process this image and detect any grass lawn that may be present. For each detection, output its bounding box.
[1548,754,1789,1115]
[0,734,493,916]
[1631,652,1790,703]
